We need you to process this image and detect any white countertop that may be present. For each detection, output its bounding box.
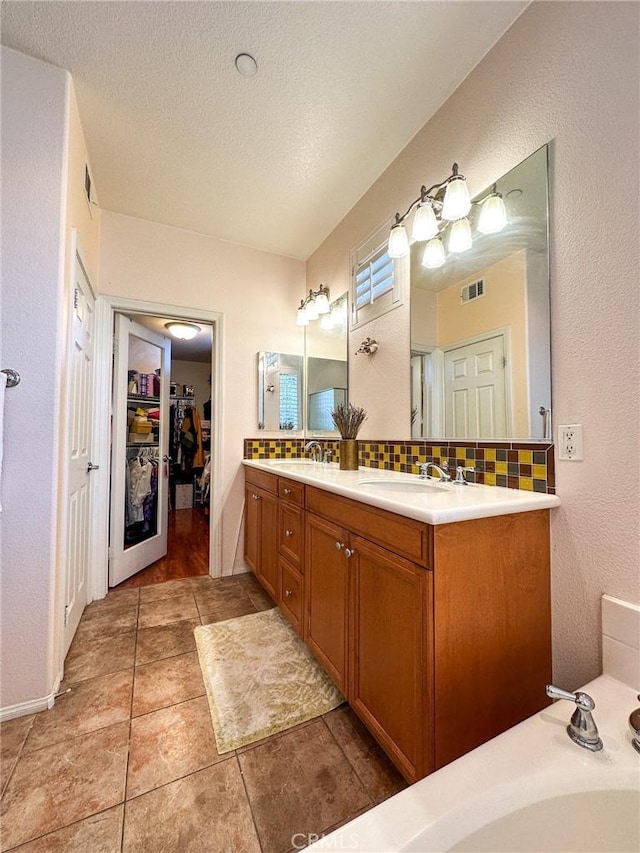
[242,458,560,525]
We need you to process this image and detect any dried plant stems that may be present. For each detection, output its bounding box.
[331,403,367,439]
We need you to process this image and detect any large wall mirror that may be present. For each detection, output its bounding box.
[257,351,303,430]
[305,292,349,435]
[410,145,550,440]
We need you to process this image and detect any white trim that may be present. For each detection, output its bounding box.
[1,675,61,722]
[91,296,224,600]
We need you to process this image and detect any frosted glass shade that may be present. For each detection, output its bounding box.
[165,322,200,340]
[422,237,446,269]
[296,303,309,326]
[448,218,473,253]
[442,176,471,220]
[305,298,319,321]
[412,203,439,241]
[315,290,331,314]
[388,223,410,258]
[478,193,507,234]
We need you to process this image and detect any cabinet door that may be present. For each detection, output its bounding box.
[258,489,279,601]
[244,483,260,574]
[279,502,304,569]
[280,558,304,636]
[349,535,433,783]
[305,513,349,694]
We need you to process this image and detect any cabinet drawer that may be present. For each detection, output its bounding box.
[279,503,304,568]
[245,466,278,495]
[279,477,305,506]
[306,486,433,568]
[280,559,304,636]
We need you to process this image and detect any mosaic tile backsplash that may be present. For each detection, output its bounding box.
[243,438,555,494]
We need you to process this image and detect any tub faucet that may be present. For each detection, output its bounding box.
[419,461,450,481]
[546,684,603,751]
[628,695,640,754]
[304,440,323,463]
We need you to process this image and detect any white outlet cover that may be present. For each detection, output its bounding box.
[558,423,583,461]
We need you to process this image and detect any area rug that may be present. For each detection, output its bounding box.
[194,607,344,753]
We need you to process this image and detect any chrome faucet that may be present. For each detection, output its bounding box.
[453,465,475,485]
[418,461,450,481]
[304,440,323,463]
[546,684,603,751]
[629,695,640,754]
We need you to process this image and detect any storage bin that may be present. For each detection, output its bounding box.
[175,483,194,509]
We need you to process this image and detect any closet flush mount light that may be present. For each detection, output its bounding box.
[165,322,201,340]
[235,53,258,77]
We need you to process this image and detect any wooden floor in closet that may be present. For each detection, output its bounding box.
[116,508,210,589]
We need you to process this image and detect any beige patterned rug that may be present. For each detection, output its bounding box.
[194,608,344,753]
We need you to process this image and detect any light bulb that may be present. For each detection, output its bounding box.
[478,192,507,234]
[388,223,410,258]
[296,301,309,326]
[314,288,331,315]
[442,175,471,220]
[411,202,439,241]
[448,217,473,253]
[422,237,446,269]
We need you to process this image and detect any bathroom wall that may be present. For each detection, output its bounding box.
[306,1,640,688]
[99,211,306,573]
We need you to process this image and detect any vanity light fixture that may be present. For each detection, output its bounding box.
[388,163,507,265]
[296,285,330,326]
[165,321,201,340]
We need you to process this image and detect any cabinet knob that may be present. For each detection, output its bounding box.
[252,493,260,501]
[285,529,293,537]
[335,541,345,551]
[284,589,293,597]
[344,548,355,558]
[283,488,292,495]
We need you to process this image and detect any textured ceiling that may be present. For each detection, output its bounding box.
[1,1,528,259]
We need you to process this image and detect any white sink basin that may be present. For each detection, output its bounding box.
[356,478,448,494]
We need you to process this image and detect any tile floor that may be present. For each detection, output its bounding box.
[1,573,406,852]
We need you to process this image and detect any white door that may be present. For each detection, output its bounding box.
[444,335,509,438]
[64,250,96,654]
[109,315,170,586]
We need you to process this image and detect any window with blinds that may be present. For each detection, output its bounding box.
[350,219,405,329]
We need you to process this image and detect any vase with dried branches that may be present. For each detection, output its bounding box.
[331,403,367,471]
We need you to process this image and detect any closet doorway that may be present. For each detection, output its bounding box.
[108,308,216,589]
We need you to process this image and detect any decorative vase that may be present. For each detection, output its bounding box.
[339,439,359,471]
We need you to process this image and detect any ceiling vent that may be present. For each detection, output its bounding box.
[461,278,485,304]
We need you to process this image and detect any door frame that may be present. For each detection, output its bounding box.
[88,296,224,601]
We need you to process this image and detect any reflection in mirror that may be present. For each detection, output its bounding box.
[410,145,550,440]
[305,293,349,434]
[257,351,303,430]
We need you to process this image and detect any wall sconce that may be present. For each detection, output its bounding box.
[296,284,331,326]
[387,166,507,267]
[355,337,378,356]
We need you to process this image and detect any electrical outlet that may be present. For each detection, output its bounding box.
[558,424,583,460]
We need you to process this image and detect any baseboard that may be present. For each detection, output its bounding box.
[0,673,62,722]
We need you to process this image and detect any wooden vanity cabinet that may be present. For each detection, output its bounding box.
[244,469,279,601]
[277,477,305,636]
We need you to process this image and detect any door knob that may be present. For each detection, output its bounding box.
[162,454,171,462]
[87,462,100,472]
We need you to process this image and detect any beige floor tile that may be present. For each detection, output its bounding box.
[198,597,258,624]
[85,589,140,613]
[135,618,200,665]
[127,696,225,798]
[122,760,261,853]
[73,603,138,643]
[63,630,136,684]
[239,719,372,853]
[11,804,124,852]
[24,670,133,753]
[0,715,34,795]
[138,576,212,603]
[0,722,129,851]
[132,651,204,717]
[324,706,406,803]
[245,584,277,612]
[137,593,199,629]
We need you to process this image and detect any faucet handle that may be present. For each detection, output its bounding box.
[546,684,603,751]
[546,684,595,711]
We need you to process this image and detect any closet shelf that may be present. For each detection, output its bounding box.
[128,394,160,403]
[126,441,159,448]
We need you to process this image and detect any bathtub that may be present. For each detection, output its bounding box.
[308,674,640,852]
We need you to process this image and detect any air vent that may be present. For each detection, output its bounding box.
[461,278,485,304]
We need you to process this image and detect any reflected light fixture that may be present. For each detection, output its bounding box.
[165,321,201,340]
[387,163,508,267]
